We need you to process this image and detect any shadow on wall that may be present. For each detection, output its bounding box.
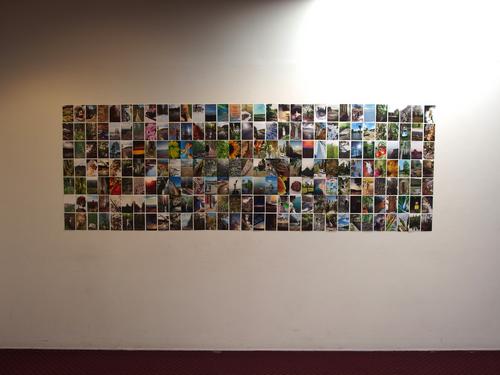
[0,0,303,89]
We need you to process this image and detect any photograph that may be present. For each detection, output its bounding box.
[388,122,399,141]
[217,104,229,122]
[352,141,362,158]
[421,214,433,231]
[181,123,193,140]
[253,123,266,140]
[376,105,387,122]
[424,123,435,141]
[351,122,362,140]
[423,141,434,159]
[217,122,229,140]
[339,104,350,121]
[169,123,180,140]
[425,106,435,124]
[241,104,253,122]
[327,105,339,121]
[315,122,326,140]
[388,105,399,122]
[63,105,74,122]
[181,104,192,122]
[400,105,411,123]
[192,104,205,122]
[157,104,169,122]
[278,122,289,140]
[363,122,375,140]
[315,105,327,121]
[303,105,314,121]
[133,105,144,123]
[278,104,290,121]
[352,104,363,121]
[291,104,302,121]
[205,104,216,122]
[266,122,278,140]
[230,122,241,140]
[327,122,338,140]
[169,105,181,122]
[326,141,338,159]
[302,122,314,140]
[339,141,350,158]
[242,122,253,140]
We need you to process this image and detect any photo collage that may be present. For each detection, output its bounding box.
[62,104,435,231]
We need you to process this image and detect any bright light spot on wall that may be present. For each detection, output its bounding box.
[294,0,500,102]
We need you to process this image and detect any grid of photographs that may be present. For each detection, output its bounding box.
[62,104,435,231]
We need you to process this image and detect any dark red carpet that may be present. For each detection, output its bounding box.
[1,350,500,375]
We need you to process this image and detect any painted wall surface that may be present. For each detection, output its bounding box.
[1,0,500,349]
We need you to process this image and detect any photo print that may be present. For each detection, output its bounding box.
[63,104,435,231]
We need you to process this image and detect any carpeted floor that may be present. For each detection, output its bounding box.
[1,350,500,375]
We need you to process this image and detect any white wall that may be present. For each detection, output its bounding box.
[1,0,500,349]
